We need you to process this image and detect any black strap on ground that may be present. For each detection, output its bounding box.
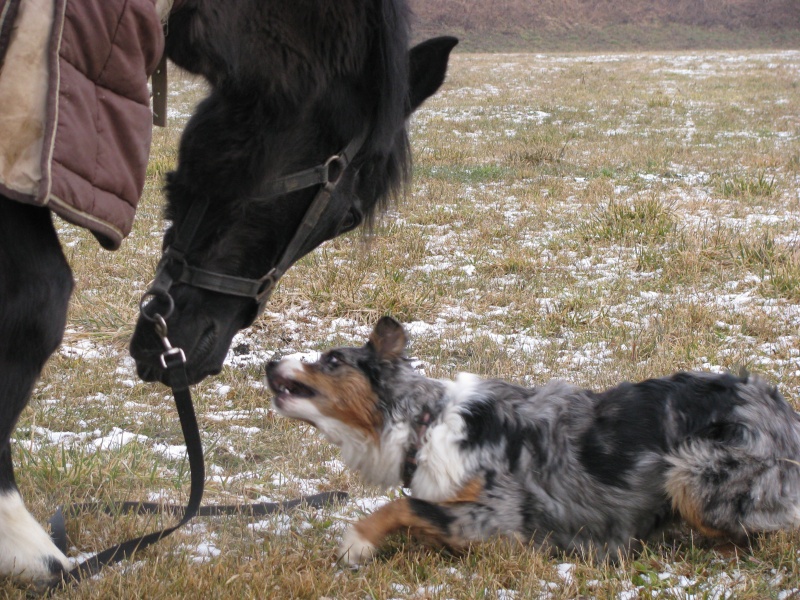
[46,343,347,591]
[51,490,348,538]
[46,349,200,590]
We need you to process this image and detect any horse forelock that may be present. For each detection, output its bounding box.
[168,0,411,197]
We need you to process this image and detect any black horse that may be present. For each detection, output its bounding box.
[0,0,456,585]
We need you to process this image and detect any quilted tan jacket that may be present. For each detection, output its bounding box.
[0,0,169,249]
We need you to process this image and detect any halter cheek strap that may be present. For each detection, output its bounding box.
[140,127,369,321]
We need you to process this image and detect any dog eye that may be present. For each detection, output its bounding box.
[324,353,342,369]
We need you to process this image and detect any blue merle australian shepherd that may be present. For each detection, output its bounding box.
[266,317,800,564]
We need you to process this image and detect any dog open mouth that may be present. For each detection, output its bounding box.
[267,373,316,400]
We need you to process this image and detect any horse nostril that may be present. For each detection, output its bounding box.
[135,362,158,382]
[195,324,217,357]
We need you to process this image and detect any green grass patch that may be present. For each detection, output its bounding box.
[581,196,677,244]
[714,171,778,201]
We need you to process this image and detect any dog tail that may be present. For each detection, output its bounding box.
[664,376,800,540]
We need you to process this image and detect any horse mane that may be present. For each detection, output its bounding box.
[361,0,412,228]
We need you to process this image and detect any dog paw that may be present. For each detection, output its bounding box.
[337,526,377,565]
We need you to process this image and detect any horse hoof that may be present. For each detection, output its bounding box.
[0,490,71,585]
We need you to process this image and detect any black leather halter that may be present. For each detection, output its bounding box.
[140,128,368,322]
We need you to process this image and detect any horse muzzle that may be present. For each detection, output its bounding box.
[129,286,251,385]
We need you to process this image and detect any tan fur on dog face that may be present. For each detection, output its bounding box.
[294,363,383,440]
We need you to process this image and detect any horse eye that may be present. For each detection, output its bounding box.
[337,208,362,234]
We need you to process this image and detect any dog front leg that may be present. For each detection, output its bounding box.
[338,496,464,565]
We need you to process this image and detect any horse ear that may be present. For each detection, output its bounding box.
[369,316,408,361]
[407,36,458,114]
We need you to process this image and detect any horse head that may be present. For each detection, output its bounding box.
[130,2,457,385]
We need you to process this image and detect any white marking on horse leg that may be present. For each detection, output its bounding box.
[0,489,69,582]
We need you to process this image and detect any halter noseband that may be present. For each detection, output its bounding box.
[139,129,368,323]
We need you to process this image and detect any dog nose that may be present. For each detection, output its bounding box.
[265,360,279,378]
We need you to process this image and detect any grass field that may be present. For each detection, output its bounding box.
[5,49,800,598]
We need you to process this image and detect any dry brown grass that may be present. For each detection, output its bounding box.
[4,49,800,598]
[409,0,800,52]
[411,0,799,32]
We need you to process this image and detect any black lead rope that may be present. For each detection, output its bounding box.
[47,318,346,591]
[47,324,201,590]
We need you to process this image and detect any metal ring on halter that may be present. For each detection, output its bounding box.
[323,154,347,191]
[254,269,278,305]
[139,289,175,323]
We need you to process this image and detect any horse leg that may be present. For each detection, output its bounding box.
[0,197,73,583]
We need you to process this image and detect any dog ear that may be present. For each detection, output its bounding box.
[369,317,407,361]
